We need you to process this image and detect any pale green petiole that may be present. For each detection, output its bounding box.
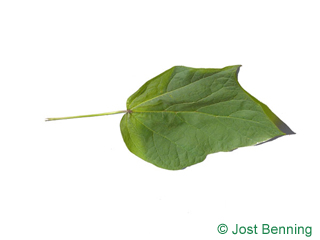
[45,110,127,121]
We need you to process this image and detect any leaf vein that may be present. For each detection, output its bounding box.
[131,71,219,110]
[132,114,200,159]
[133,110,262,125]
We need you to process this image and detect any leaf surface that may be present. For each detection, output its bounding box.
[120,65,285,170]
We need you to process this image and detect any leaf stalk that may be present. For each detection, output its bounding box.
[45,110,127,121]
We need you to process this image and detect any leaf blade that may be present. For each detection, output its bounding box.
[121,65,285,170]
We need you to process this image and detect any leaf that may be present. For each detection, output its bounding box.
[46,65,289,170]
[120,65,285,170]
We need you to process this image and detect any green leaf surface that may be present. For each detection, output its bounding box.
[120,65,285,170]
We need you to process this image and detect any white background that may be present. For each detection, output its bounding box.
[0,1,319,239]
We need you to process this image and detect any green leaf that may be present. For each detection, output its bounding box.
[46,65,290,170]
[120,65,285,170]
